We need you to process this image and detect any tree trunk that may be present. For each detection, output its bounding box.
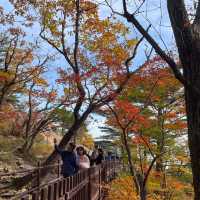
[161,170,167,189]
[155,157,163,172]
[18,136,35,154]
[185,87,200,200]
[0,86,7,109]
[26,135,37,153]
[167,2,200,198]
[140,186,147,200]
[136,173,147,200]
[121,130,142,197]
[122,130,148,200]
[19,140,29,153]
[156,109,165,173]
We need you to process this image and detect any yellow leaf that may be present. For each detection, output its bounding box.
[33,78,48,86]
[64,88,70,95]
[127,39,138,48]
[0,71,14,81]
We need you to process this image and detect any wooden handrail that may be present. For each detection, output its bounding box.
[11,160,122,200]
[0,163,62,177]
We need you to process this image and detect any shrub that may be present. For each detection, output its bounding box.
[107,176,138,200]
[30,142,53,158]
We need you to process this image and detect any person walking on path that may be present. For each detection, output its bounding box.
[54,138,78,177]
[105,151,112,161]
[90,145,98,166]
[76,146,90,170]
[95,148,104,165]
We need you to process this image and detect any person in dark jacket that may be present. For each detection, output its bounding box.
[54,138,78,178]
[90,146,98,166]
[95,148,104,165]
[105,151,112,161]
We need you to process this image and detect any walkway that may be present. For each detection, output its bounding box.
[11,160,122,200]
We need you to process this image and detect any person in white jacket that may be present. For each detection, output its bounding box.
[76,146,90,170]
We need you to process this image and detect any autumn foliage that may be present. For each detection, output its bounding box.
[103,56,190,199]
[0,0,194,199]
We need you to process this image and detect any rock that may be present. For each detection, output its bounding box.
[3,167,9,173]
[19,165,24,169]
[16,158,23,167]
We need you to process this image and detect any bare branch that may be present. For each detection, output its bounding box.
[4,35,18,71]
[60,10,75,70]
[194,0,200,25]
[125,33,146,74]
[24,83,35,139]
[73,0,80,72]
[106,102,125,131]
[105,0,124,16]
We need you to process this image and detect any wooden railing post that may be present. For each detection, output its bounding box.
[108,161,111,182]
[99,166,102,199]
[57,159,60,178]
[114,160,116,178]
[122,160,125,171]
[48,184,53,200]
[15,160,125,200]
[88,168,91,200]
[37,161,40,187]
[41,187,48,200]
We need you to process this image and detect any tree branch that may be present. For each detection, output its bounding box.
[73,0,86,120]
[125,34,146,75]
[74,0,80,72]
[194,0,200,25]
[128,17,184,84]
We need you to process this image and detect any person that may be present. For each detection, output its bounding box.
[115,155,119,160]
[85,150,91,161]
[90,145,98,166]
[95,148,104,165]
[105,151,112,161]
[54,138,78,178]
[76,146,90,169]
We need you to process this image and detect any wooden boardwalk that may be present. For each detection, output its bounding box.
[9,160,122,200]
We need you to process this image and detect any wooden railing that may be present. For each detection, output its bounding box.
[6,160,122,200]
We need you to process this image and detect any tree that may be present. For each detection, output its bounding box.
[76,131,94,149]
[105,98,159,200]
[9,0,143,187]
[0,28,48,109]
[0,6,56,152]
[105,0,200,198]
[18,80,59,153]
[126,57,188,190]
[98,126,123,153]
[103,57,188,199]
[52,108,94,148]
